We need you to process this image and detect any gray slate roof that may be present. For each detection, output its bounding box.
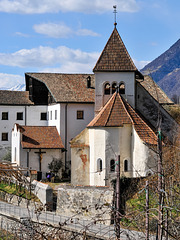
[0,91,33,105]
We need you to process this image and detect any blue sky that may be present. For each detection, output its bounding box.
[0,0,179,89]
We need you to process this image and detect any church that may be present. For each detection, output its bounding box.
[0,23,176,184]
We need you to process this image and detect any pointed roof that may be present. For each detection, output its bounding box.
[88,92,157,145]
[93,27,137,72]
[88,93,132,127]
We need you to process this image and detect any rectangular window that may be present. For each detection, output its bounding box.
[2,112,8,120]
[17,112,23,120]
[50,111,52,120]
[77,110,84,120]
[2,133,8,141]
[55,110,57,120]
[41,112,47,120]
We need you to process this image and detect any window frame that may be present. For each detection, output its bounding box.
[119,82,125,94]
[17,112,23,120]
[2,132,8,141]
[2,112,8,120]
[97,158,103,172]
[40,112,47,121]
[110,159,115,172]
[124,160,128,172]
[77,110,84,120]
[104,83,110,95]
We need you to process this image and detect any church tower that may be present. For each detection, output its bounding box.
[93,25,143,114]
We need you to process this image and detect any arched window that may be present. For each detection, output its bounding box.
[119,83,125,94]
[110,159,115,172]
[104,83,110,95]
[112,83,117,94]
[124,160,128,172]
[97,158,103,172]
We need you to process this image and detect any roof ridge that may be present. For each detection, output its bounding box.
[104,93,117,126]
[118,94,134,124]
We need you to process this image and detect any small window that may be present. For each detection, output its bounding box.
[47,112,49,120]
[110,159,115,172]
[17,112,23,120]
[2,133,8,141]
[50,111,52,120]
[124,160,128,172]
[112,83,117,94]
[77,110,84,120]
[55,110,57,120]
[97,158,103,172]
[104,83,110,95]
[41,112,47,120]
[119,83,125,94]
[2,112,8,120]
[14,147,16,162]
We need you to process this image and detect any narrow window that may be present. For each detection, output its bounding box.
[41,112,47,120]
[112,83,117,94]
[104,83,110,95]
[14,147,16,162]
[55,110,57,120]
[124,160,128,172]
[77,110,84,120]
[97,158,103,172]
[47,112,49,120]
[2,133,8,141]
[119,83,125,94]
[17,112,23,120]
[2,112,8,120]
[110,159,115,172]
[50,111,52,120]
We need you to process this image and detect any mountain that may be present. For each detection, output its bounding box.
[141,39,180,100]
[8,84,26,91]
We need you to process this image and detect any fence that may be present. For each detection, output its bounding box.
[0,201,159,240]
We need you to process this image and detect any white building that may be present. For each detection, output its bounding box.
[12,124,64,179]
[70,26,176,186]
[0,25,176,183]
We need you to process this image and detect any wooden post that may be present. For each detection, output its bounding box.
[146,180,149,240]
[115,155,121,239]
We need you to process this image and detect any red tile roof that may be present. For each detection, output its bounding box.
[88,92,157,145]
[93,27,137,72]
[18,125,64,149]
[88,93,132,127]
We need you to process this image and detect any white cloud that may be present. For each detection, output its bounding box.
[0,73,24,88]
[33,23,73,38]
[33,22,100,38]
[0,46,99,70]
[15,32,29,37]
[133,59,150,70]
[0,0,139,14]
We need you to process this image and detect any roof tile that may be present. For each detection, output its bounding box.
[19,125,64,149]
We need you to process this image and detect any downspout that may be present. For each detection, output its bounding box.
[25,106,27,126]
[65,103,68,171]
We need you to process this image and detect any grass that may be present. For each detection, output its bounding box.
[0,182,39,201]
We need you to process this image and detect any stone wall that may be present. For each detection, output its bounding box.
[56,185,114,225]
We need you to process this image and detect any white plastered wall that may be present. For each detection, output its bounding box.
[89,128,106,186]
[132,126,150,177]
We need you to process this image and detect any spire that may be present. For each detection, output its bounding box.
[93,27,137,72]
[113,5,117,28]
